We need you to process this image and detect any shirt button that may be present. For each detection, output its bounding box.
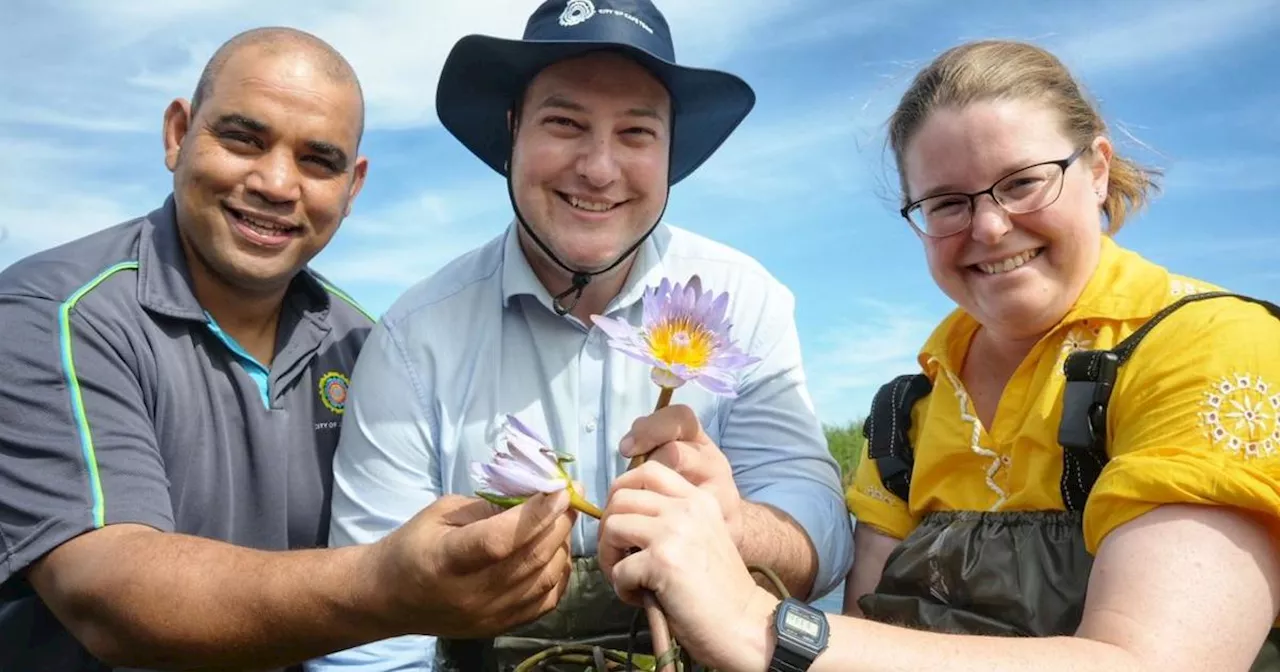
[585,419,597,433]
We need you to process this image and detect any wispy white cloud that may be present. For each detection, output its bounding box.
[1045,0,1280,78]
[1161,155,1280,193]
[805,298,941,425]
[1133,233,1280,266]
[757,0,931,53]
[5,0,840,134]
[688,99,873,199]
[312,178,510,289]
[0,135,158,267]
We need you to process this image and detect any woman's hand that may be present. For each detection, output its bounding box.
[598,461,779,672]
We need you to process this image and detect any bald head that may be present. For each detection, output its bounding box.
[191,27,365,139]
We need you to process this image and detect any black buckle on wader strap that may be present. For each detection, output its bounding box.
[865,373,933,502]
[1058,350,1118,512]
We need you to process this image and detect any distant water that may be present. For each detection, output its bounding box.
[811,579,845,614]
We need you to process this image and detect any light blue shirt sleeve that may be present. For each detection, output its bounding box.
[306,317,440,672]
[719,284,855,600]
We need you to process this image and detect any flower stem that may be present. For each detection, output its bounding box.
[569,488,603,519]
[627,386,676,471]
[631,385,680,672]
[654,385,674,412]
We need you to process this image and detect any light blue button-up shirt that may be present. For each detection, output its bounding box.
[309,221,854,670]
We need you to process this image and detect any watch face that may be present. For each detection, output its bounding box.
[779,601,826,649]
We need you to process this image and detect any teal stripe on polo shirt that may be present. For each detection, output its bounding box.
[203,312,271,409]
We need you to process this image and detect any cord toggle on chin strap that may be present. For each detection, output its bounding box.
[552,271,593,316]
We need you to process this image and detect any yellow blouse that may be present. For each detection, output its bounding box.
[847,236,1280,553]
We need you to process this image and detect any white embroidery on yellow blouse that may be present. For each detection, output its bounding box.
[1201,373,1280,459]
[1169,276,1216,299]
[860,482,898,505]
[1055,323,1100,379]
[940,364,1008,509]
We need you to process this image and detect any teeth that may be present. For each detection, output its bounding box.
[977,249,1040,275]
[235,210,290,234]
[567,195,614,212]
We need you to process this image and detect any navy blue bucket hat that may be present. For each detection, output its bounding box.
[435,0,756,185]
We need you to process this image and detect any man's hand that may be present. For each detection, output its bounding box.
[599,461,777,672]
[371,490,576,638]
[618,404,743,546]
[27,493,571,671]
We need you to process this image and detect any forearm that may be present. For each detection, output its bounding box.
[810,618,1140,672]
[736,501,817,600]
[42,528,400,670]
[734,589,1140,672]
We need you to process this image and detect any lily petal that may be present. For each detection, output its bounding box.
[505,414,551,448]
[694,371,738,397]
[479,461,565,497]
[591,314,640,343]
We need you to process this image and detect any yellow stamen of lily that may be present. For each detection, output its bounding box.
[645,317,714,370]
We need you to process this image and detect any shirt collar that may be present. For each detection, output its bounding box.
[500,219,669,317]
[136,194,332,323]
[1059,234,1170,323]
[918,236,1171,374]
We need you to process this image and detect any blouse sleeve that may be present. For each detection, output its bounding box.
[1084,298,1280,553]
[847,436,916,541]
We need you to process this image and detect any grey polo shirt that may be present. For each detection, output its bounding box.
[0,196,372,671]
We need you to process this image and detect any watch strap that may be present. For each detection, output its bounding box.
[768,644,817,672]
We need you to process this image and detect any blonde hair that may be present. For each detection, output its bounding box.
[888,40,1160,234]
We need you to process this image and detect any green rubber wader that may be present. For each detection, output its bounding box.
[858,510,1280,670]
[435,556,653,672]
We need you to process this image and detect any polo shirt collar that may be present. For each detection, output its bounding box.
[136,194,332,323]
[499,219,668,317]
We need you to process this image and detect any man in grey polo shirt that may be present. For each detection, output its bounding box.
[0,26,576,672]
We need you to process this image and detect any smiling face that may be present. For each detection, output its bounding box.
[509,51,671,280]
[902,98,1112,339]
[163,44,367,298]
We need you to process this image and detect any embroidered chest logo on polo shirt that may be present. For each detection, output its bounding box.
[318,371,350,415]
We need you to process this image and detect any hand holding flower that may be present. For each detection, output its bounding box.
[599,461,778,672]
[471,414,602,519]
[616,404,744,546]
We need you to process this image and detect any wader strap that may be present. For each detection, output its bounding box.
[864,373,933,502]
[1058,292,1280,511]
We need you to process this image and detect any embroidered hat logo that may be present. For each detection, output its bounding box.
[559,0,595,26]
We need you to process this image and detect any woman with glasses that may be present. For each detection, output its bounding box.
[596,39,1280,671]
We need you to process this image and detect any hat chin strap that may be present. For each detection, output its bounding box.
[504,177,668,316]
[504,119,675,317]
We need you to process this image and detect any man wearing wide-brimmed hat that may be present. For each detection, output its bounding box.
[315,1,853,670]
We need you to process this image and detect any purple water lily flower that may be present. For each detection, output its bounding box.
[470,415,602,518]
[590,275,760,397]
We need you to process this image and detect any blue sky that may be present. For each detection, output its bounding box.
[2,0,1277,426]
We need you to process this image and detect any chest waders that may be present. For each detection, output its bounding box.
[860,292,1280,670]
[435,557,658,671]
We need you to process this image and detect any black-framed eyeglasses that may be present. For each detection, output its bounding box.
[900,147,1087,238]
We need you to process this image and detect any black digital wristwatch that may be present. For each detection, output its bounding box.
[767,597,829,671]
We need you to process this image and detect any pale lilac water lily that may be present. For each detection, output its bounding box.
[590,275,760,397]
[470,414,602,518]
